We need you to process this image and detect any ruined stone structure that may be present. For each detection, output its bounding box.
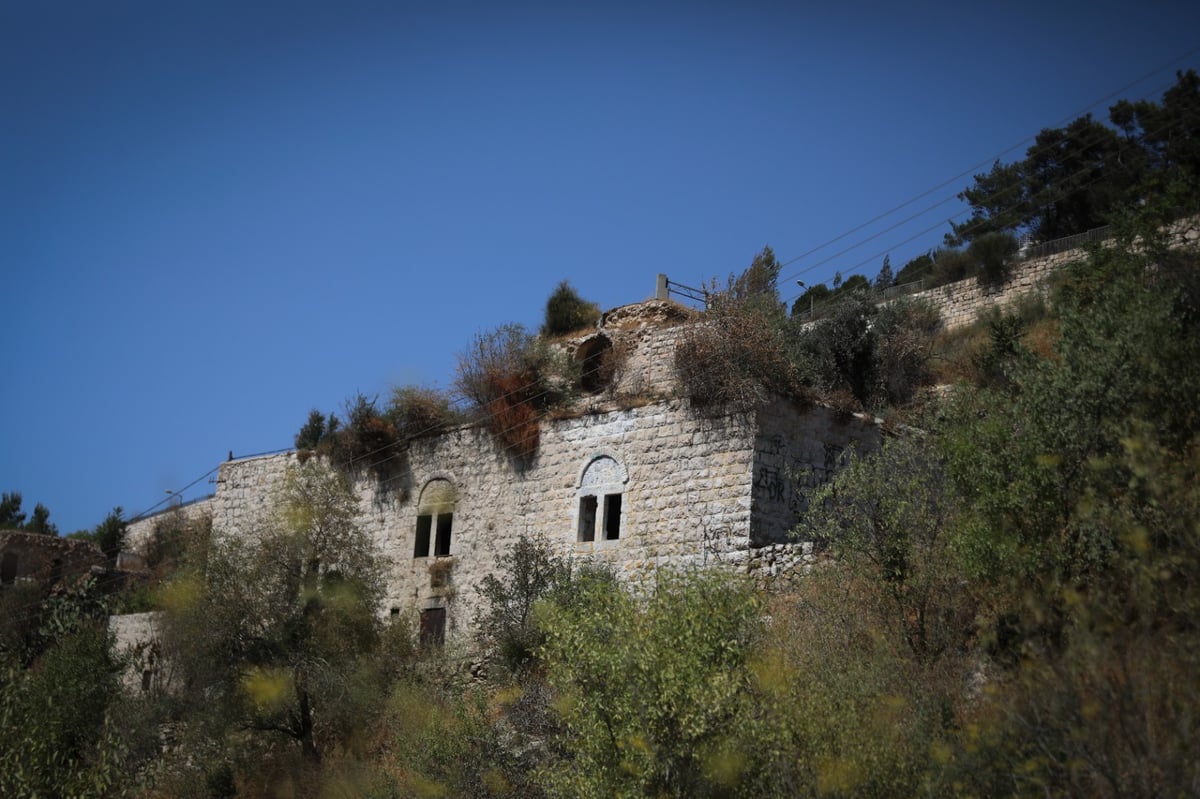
[124,300,879,647]
[0,529,105,588]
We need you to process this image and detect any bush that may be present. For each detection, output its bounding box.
[315,393,402,479]
[872,298,941,406]
[969,231,1019,285]
[789,291,877,407]
[295,409,338,451]
[675,298,801,414]
[538,568,762,798]
[541,280,600,337]
[386,385,463,441]
[475,534,571,676]
[455,324,576,459]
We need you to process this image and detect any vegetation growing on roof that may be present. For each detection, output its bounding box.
[541,280,600,337]
[454,323,578,460]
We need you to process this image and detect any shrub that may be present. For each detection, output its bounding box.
[789,291,877,406]
[318,393,402,478]
[541,280,600,337]
[386,385,462,441]
[475,533,571,676]
[930,247,975,285]
[675,298,800,414]
[295,409,338,451]
[969,231,1019,285]
[872,298,941,406]
[455,324,575,459]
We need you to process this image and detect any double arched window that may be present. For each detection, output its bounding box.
[414,478,456,558]
[576,454,628,544]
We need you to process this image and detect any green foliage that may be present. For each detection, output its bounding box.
[790,281,829,317]
[68,507,127,563]
[0,491,59,535]
[874,254,894,290]
[0,577,135,798]
[801,434,973,665]
[542,280,601,337]
[539,568,761,799]
[386,385,463,441]
[295,408,339,451]
[475,533,572,676]
[952,72,1200,246]
[162,459,389,768]
[0,491,26,528]
[968,231,1019,285]
[894,250,934,287]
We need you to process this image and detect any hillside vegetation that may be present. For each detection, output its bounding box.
[2,74,1199,798]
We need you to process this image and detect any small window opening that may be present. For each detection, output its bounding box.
[390,607,400,618]
[434,513,453,557]
[577,335,614,394]
[578,496,597,542]
[419,607,446,649]
[603,494,622,540]
[141,670,153,692]
[1,552,17,585]
[414,514,432,558]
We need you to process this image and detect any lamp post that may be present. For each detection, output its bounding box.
[796,280,813,317]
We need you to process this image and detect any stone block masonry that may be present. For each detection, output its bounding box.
[208,395,876,646]
[901,215,1200,331]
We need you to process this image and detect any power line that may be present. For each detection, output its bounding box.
[773,48,1200,288]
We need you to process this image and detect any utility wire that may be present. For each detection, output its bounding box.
[773,48,1199,287]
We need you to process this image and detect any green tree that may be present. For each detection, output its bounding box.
[163,459,388,768]
[539,568,761,798]
[475,533,571,676]
[69,508,126,563]
[0,577,134,798]
[0,492,26,529]
[874,254,894,290]
[25,502,58,536]
[294,408,338,451]
[1111,68,1200,201]
[542,280,601,337]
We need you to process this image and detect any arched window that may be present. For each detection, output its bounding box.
[575,333,614,394]
[414,478,456,558]
[576,454,628,544]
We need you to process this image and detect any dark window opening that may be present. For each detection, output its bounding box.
[414,514,432,558]
[578,496,597,542]
[434,513,453,557]
[390,607,400,618]
[603,494,622,540]
[577,335,614,394]
[419,607,446,649]
[1,552,17,585]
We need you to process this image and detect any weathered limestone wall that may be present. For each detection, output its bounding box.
[905,249,1081,331]
[211,400,761,646]
[125,497,214,556]
[903,214,1200,331]
[208,396,876,646]
[109,611,167,694]
[749,400,880,548]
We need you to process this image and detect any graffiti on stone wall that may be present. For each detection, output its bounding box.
[751,434,851,542]
[701,520,733,563]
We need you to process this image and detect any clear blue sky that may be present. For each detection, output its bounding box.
[2,1,1198,534]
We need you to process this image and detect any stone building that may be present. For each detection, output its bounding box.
[126,299,879,647]
[0,529,105,589]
